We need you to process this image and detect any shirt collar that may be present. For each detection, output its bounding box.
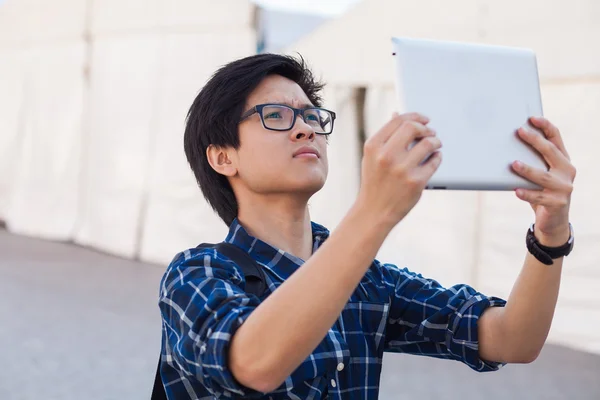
[224,218,330,281]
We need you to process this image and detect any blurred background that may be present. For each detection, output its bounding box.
[0,0,599,399]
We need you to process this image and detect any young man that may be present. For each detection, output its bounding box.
[158,54,576,399]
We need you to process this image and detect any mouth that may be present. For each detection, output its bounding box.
[293,146,320,159]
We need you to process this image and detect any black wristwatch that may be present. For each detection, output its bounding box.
[526,223,574,265]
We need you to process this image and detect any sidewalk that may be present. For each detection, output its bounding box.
[1,229,598,400]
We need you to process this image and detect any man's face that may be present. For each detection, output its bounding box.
[233,75,329,198]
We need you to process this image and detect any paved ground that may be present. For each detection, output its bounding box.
[1,228,599,400]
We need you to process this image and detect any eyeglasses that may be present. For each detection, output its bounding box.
[239,104,336,135]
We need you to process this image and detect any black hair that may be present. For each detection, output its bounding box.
[183,53,325,226]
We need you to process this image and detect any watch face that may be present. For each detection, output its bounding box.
[568,224,575,245]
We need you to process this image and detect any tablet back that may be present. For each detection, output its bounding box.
[392,36,547,190]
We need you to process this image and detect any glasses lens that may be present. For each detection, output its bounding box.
[261,105,294,130]
[304,109,333,134]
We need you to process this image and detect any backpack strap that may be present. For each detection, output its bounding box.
[151,360,167,400]
[152,242,267,399]
[200,242,268,298]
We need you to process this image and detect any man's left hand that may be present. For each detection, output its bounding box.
[511,116,576,246]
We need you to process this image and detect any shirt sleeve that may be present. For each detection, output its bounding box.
[158,249,264,398]
[378,261,507,372]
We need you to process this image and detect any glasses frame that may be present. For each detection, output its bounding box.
[239,103,336,135]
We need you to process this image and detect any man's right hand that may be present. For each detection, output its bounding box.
[356,112,443,230]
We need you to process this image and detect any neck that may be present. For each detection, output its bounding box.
[236,193,314,261]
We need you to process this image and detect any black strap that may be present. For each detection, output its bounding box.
[151,360,167,400]
[151,242,266,399]
[208,242,267,298]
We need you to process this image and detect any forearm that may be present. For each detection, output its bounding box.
[503,254,563,359]
[480,227,568,363]
[229,203,392,392]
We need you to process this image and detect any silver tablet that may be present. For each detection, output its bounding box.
[392,36,548,191]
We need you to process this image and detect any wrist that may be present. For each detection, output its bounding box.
[348,199,396,238]
[534,224,571,247]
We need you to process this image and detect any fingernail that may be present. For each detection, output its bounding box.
[514,161,523,169]
[516,189,524,197]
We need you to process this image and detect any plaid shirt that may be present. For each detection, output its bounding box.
[158,219,506,399]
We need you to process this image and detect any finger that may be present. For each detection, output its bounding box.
[416,151,443,180]
[367,115,405,147]
[517,126,567,168]
[515,188,570,208]
[529,116,570,159]
[383,120,435,154]
[511,161,573,191]
[398,112,430,125]
[406,135,443,167]
[369,113,430,147]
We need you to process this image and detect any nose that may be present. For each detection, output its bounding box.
[289,114,316,142]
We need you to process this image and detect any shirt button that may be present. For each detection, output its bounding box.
[337,362,345,371]
[331,379,337,388]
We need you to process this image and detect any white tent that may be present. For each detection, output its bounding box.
[0,0,88,240]
[286,0,600,354]
[0,0,256,260]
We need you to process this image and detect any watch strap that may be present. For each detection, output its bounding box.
[526,223,574,265]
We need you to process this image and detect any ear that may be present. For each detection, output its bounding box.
[206,144,238,177]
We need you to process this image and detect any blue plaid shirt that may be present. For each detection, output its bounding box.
[158,219,506,399]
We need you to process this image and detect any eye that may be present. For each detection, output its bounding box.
[264,112,282,119]
[306,114,319,122]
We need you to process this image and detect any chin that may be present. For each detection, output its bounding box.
[253,168,328,195]
[266,173,323,195]
[294,177,327,195]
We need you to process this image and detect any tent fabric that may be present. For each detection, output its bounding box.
[0,0,256,258]
[73,35,162,258]
[4,43,86,240]
[0,0,88,240]
[0,0,87,50]
[284,0,600,354]
[79,2,255,259]
[77,1,256,259]
[287,0,599,86]
[0,49,25,222]
[138,31,256,264]
[307,85,362,231]
[90,0,254,35]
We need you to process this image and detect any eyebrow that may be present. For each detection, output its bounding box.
[268,101,315,109]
